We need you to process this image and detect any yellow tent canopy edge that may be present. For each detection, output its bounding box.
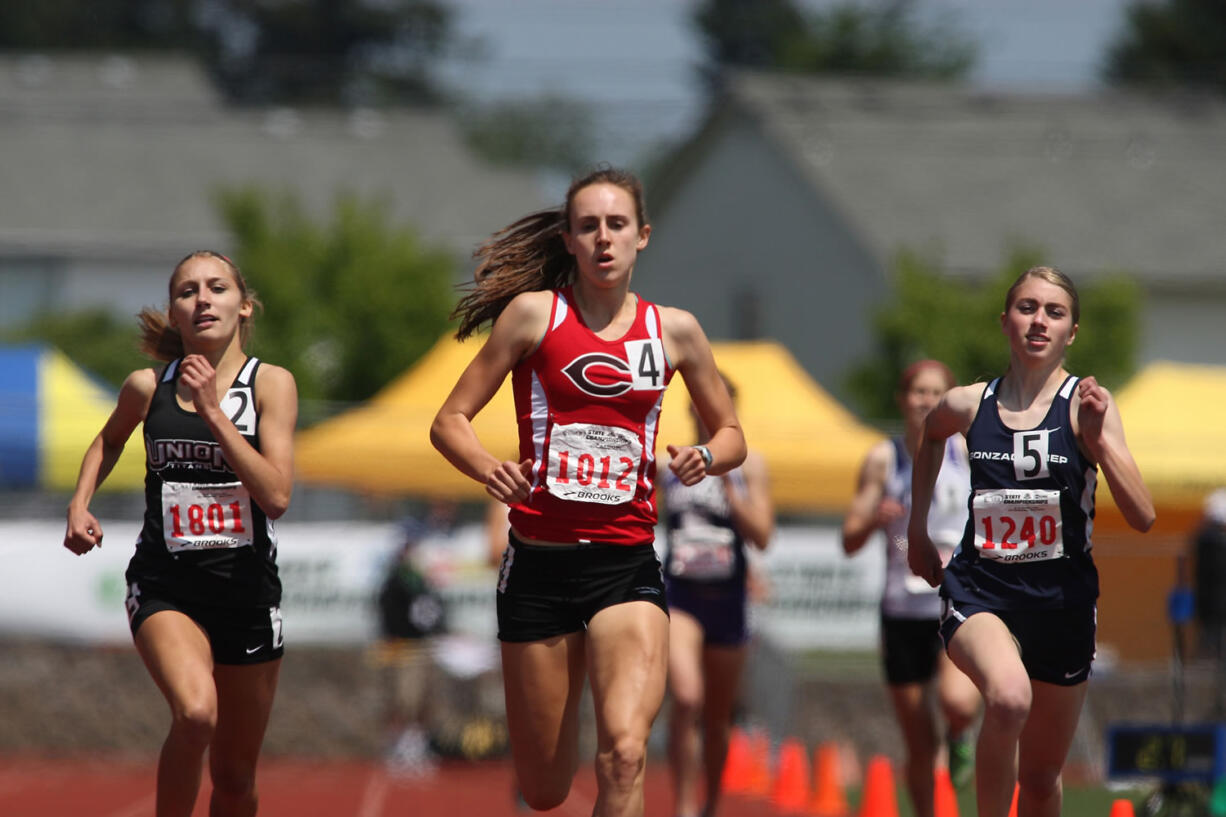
[294,334,884,514]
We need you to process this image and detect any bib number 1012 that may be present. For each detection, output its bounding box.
[553,451,635,491]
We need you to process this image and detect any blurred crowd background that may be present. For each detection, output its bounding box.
[1,0,1225,785]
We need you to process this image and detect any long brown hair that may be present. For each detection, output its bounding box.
[451,166,649,340]
[137,250,262,361]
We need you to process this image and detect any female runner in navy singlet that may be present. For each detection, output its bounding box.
[432,167,746,817]
[907,267,1154,817]
[64,251,297,817]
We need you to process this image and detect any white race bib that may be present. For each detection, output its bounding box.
[971,488,1063,563]
[623,339,667,391]
[162,480,255,553]
[220,386,257,435]
[544,422,641,505]
[668,515,737,580]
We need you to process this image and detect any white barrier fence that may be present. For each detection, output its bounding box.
[0,520,886,650]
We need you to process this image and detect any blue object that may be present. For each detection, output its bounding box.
[0,345,41,485]
[1170,587,1196,624]
[1107,723,1226,783]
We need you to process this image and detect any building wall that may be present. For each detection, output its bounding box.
[637,115,887,402]
[1143,290,1226,366]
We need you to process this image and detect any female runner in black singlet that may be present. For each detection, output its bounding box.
[64,251,297,817]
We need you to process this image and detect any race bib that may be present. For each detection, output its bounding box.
[220,386,257,435]
[971,488,1063,563]
[668,515,737,580]
[623,339,666,391]
[162,480,255,553]
[544,422,641,505]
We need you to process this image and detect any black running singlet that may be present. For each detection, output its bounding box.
[126,357,281,606]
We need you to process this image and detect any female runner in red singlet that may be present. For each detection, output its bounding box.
[432,167,746,817]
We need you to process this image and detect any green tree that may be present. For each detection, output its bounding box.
[845,248,1142,424]
[0,0,196,50]
[1104,0,1226,94]
[694,0,975,79]
[216,188,456,423]
[0,0,454,105]
[1,309,143,388]
[456,94,597,175]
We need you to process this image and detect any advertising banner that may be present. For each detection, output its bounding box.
[0,521,885,650]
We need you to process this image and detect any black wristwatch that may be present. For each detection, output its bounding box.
[694,445,713,469]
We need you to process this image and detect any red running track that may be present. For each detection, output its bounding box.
[0,756,791,817]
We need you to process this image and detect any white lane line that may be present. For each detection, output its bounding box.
[356,768,390,817]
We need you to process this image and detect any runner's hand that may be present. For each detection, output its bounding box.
[179,354,220,415]
[64,507,103,555]
[906,529,944,588]
[1076,375,1109,448]
[486,459,533,504]
[667,444,707,486]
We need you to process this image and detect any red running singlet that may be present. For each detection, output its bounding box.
[508,287,675,546]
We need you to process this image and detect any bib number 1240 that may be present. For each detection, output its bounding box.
[971,489,1063,562]
[979,514,1057,550]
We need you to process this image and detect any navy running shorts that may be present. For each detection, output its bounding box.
[666,578,748,647]
[880,614,943,685]
[126,580,284,665]
[940,599,1096,686]
[495,534,669,643]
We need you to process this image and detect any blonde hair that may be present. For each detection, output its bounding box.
[451,166,648,340]
[137,251,262,361]
[1004,266,1080,324]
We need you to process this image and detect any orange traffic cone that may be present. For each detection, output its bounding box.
[746,729,773,798]
[1108,799,1136,817]
[857,755,899,817]
[933,767,958,817]
[721,727,752,794]
[771,738,810,813]
[809,741,850,816]
[1007,782,1019,817]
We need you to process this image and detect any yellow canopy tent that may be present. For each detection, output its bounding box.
[294,335,883,514]
[1111,360,1226,517]
[0,345,144,490]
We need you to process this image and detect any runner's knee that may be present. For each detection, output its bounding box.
[169,698,217,748]
[1017,763,1062,801]
[518,775,571,811]
[981,679,1031,733]
[209,763,257,803]
[597,735,648,790]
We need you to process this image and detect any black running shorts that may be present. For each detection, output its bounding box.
[126,580,284,665]
[495,534,668,643]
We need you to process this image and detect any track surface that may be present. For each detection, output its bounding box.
[0,756,793,817]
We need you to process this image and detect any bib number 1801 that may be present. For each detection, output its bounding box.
[168,501,248,538]
[162,481,255,552]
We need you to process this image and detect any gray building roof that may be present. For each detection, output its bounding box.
[715,72,1226,288]
[0,53,546,263]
